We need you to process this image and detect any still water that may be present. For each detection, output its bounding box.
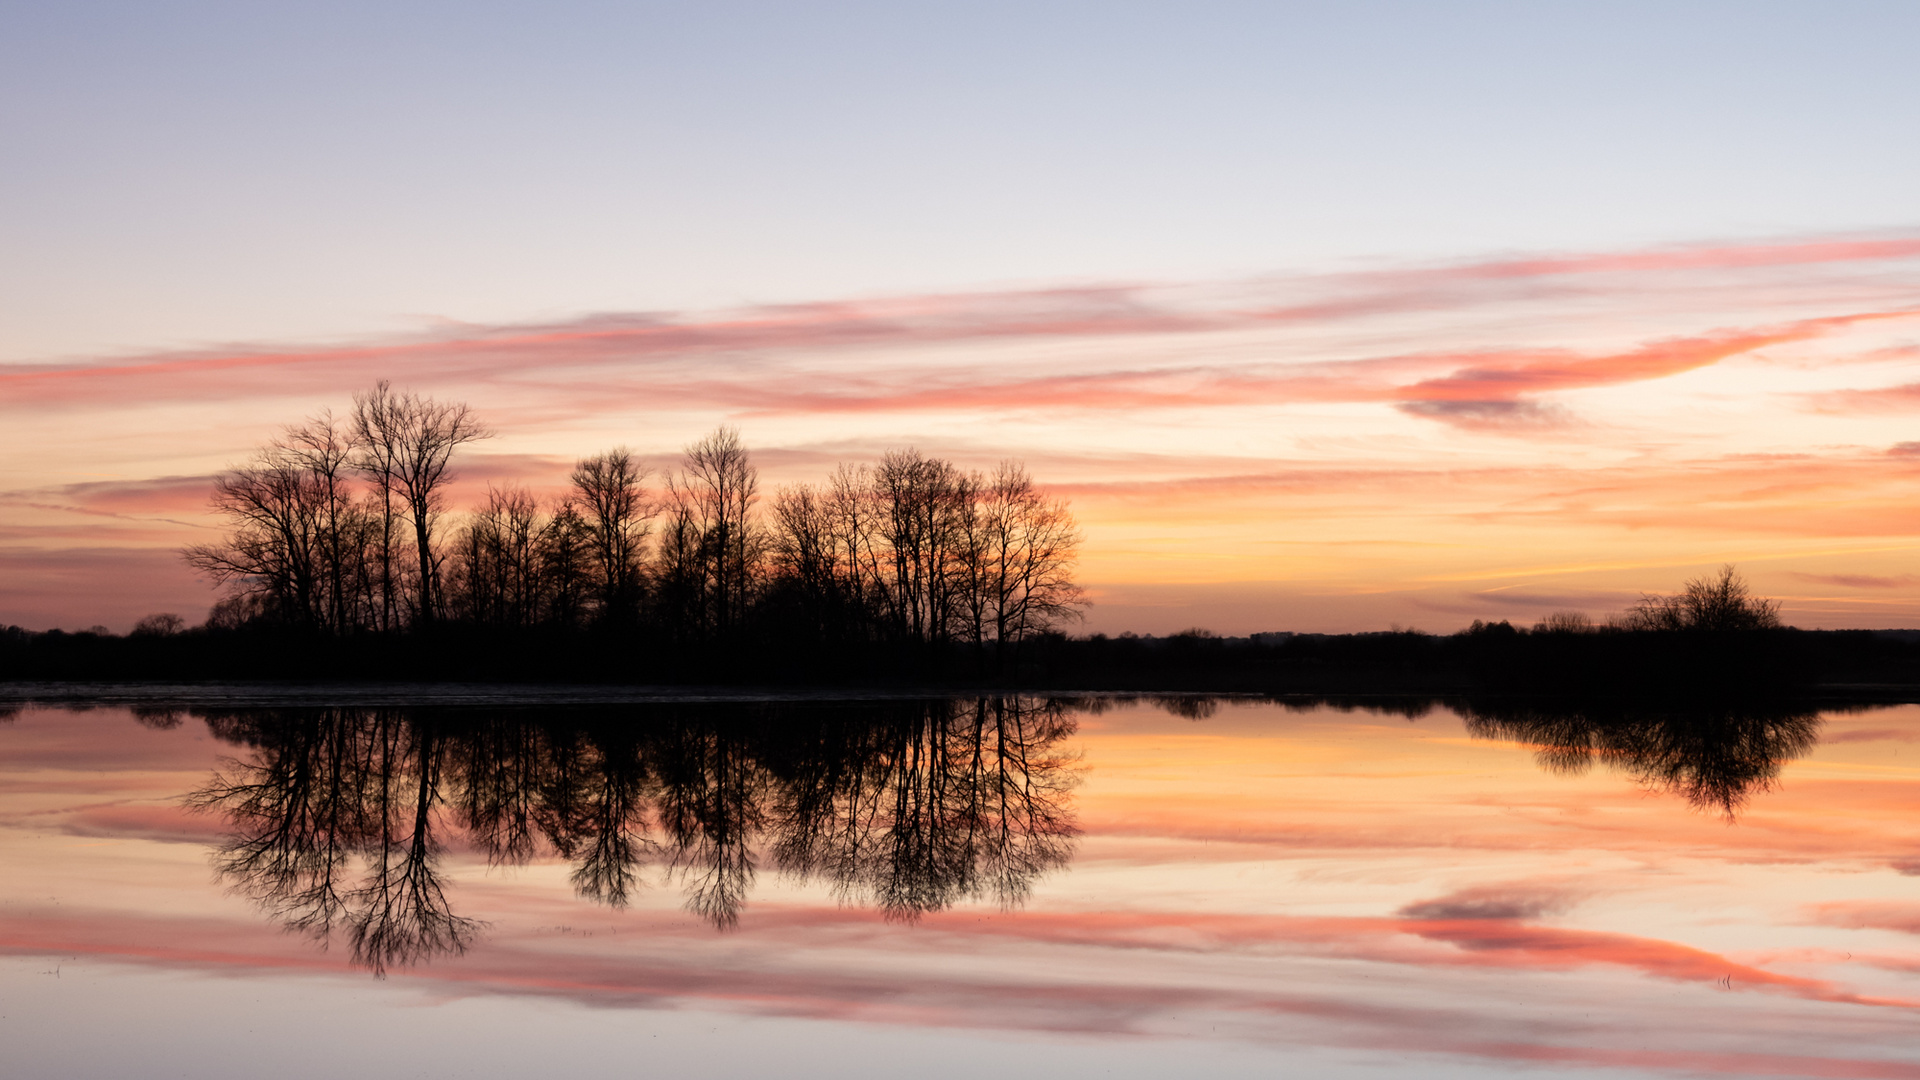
[4,690,1920,1078]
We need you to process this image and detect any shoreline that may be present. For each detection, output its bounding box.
[9,678,1920,709]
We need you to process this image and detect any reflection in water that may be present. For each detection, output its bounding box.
[186,697,1079,973]
[1457,698,1823,816]
[1084,692,1822,817]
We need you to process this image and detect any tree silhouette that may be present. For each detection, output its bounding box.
[1460,698,1819,817]
[1621,565,1782,631]
[352,382,492,625]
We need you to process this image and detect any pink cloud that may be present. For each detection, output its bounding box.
[0,287,1213,412]
[5,233,1917,424]
[1386,314,1911,433]
[0,475,217,525]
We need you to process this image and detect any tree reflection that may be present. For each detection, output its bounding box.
[1073,692,1823,818]
[186,698,1080,971]
[767,697,1079,921]
[188,707,481,974]
[1458,698,1822,817]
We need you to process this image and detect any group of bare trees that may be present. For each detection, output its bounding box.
[187,388,1087,658]
[184,383,489,633]
[768,452,1087,658]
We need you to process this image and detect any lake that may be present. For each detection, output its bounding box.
[4,688,1919,1079]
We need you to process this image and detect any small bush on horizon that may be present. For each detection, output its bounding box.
[1619,565,1782,632]
[131,613,187,637]
[1533,611,1596,634]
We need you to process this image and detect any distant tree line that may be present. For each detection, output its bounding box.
[180,385,1087,671]
[8,437,1873,690]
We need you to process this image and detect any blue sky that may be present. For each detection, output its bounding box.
[4,1,1918,360]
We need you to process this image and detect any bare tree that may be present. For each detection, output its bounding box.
[652,488,704,639]
[352,382,491,626]
[1533,611,1595,634]
[185,438,339,628]
[571,448,652,625]
[873,450,975,645]
[132,613,188,636]
[350,387,405,629]
[1621,565,1782,631]
[452,487,548,628]
[666,427,764,637]
[769,483,841,636]
[825,463,887,638]
[764,454,1086,659]
[283,411,378,634]
[975,462,1087,661]
[540,500,596,630]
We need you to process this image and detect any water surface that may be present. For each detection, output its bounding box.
[5,691,1920,1078]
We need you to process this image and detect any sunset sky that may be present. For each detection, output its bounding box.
[5,2,1920,633]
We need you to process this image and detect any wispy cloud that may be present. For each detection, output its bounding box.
[1395,398,1573,430]
[5,234,1917,425]
[1397,884,1584,921]
[1790,572,1920,589]
[1809,385,1920,414]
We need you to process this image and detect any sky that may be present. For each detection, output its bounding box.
[4,1,1920,632]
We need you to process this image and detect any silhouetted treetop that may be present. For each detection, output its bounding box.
[1621,565,1782,632]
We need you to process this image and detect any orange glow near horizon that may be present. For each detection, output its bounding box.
[8,234,1920,632]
